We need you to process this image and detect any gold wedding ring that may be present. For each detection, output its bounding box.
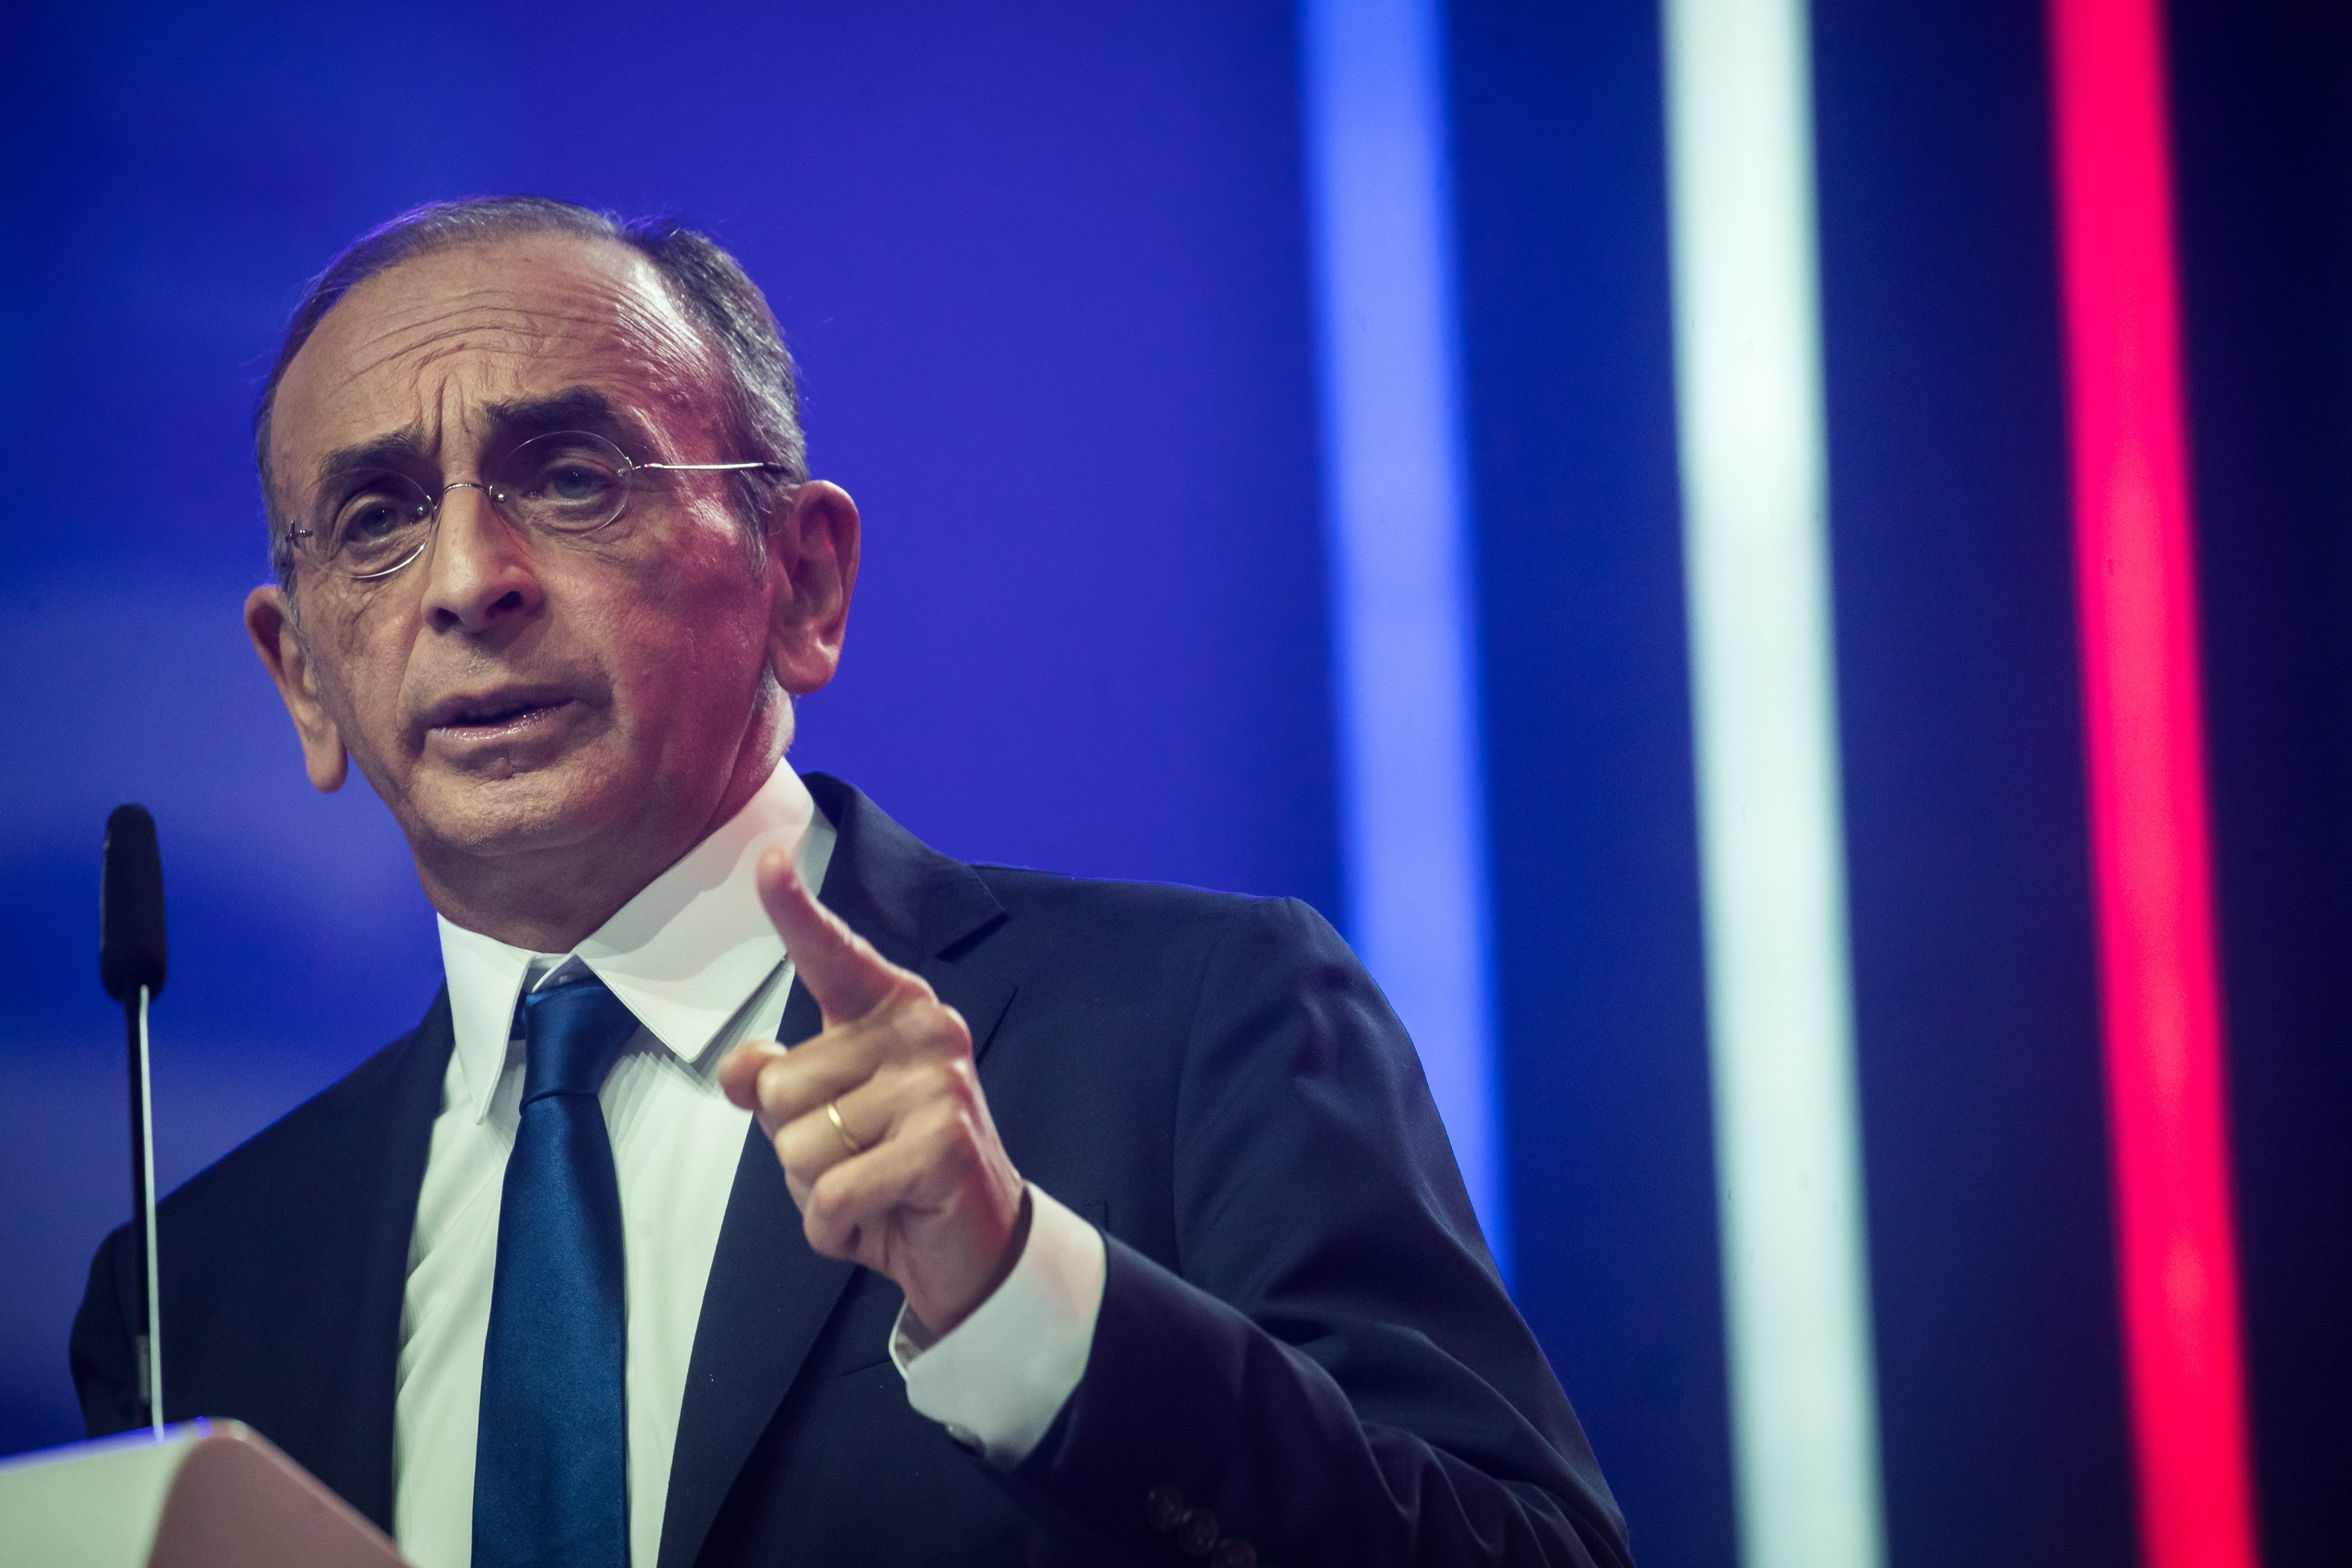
[824,1098,866,1156]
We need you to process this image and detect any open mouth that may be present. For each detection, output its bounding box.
[423,688,576,738]
[445,699,553,730]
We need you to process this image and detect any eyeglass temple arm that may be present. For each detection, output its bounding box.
[632,461,794,474]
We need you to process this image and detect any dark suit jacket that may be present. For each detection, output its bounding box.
[74,775,1632,1566]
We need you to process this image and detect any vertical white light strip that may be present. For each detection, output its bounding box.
[1660,3,1886,1567]
[1299,0,1508,1276]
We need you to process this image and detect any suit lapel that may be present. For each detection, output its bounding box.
[656,978,845,1568]
[290,991,453,1531]
[657,776,1013,1568]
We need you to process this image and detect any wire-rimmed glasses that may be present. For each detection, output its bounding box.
[285,429,791,580]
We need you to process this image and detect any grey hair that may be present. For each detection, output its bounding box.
[254,195,808,587]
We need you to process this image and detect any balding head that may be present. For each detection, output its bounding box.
[241,206,860,952]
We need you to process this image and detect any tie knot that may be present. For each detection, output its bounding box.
[520,978,638,1102]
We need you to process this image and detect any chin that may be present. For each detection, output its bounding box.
[411,772,628,860]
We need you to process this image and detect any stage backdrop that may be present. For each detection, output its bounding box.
[3,5,2345,1568]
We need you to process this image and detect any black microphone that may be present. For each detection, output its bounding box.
[100,803,168,1435]
[102,805,168,1002]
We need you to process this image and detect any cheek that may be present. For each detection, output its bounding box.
[600,562,768,712]
[311,605,410,748]
[647,519,769,655]
[618,601,763,698]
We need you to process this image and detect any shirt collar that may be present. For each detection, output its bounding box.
[435,762,836,1121]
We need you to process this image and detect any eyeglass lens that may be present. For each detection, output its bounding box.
[307,431,636,578]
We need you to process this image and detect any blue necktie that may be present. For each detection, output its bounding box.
[474,977,637,1568]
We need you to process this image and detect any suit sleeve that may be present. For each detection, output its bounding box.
[71,1222,152,1437]
[1004,896,1635,1567]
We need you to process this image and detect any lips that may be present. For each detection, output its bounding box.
[420,685,578,736]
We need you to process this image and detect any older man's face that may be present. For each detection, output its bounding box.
[255,232,792,899]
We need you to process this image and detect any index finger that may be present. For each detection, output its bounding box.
[759,843,915,1025]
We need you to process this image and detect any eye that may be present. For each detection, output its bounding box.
[343,498,405,542]
[502,435,629,531]
[329,475,431,552]
[536,459,619,505]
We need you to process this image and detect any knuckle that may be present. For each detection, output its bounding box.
[755,1058,799,1112]
[922,1101,980,1156]
[912,1012,973,1066]
[921,1057,964,1100]
[804,1172,845,1228]
[778,1146,820,1191]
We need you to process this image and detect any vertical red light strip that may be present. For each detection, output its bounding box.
[2047,3,2260,1567]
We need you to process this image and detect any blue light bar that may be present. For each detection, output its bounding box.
[1298,0,1508,1277]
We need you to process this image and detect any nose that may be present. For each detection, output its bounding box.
[418,483,544,635]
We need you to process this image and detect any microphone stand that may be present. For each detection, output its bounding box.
[125,981,163,1438]
[102,801,169,1438]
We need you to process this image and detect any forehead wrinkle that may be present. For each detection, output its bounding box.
[313,273,718,446]
[326,296,610,395]
[594,276,724,421]
[273,235,734,508]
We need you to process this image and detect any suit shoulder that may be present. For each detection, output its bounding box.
[967,865,1342,952]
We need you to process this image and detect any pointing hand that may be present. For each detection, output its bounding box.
[718,847,1027,1335]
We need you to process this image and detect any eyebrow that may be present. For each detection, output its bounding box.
[307,387,659,495]
[311,428,430,491]
[478,387,652,453]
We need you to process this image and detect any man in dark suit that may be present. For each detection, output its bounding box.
[73,197,1632,1567]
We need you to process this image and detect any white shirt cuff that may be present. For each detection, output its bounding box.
[888,1183,1106,1466]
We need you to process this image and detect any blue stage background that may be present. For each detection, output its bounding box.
[3,5,2345,1566]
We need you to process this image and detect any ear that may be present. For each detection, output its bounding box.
[244,584,349,793]
[764,480,860,696]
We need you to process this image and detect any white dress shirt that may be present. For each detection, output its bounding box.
[391,763,1105,1568]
